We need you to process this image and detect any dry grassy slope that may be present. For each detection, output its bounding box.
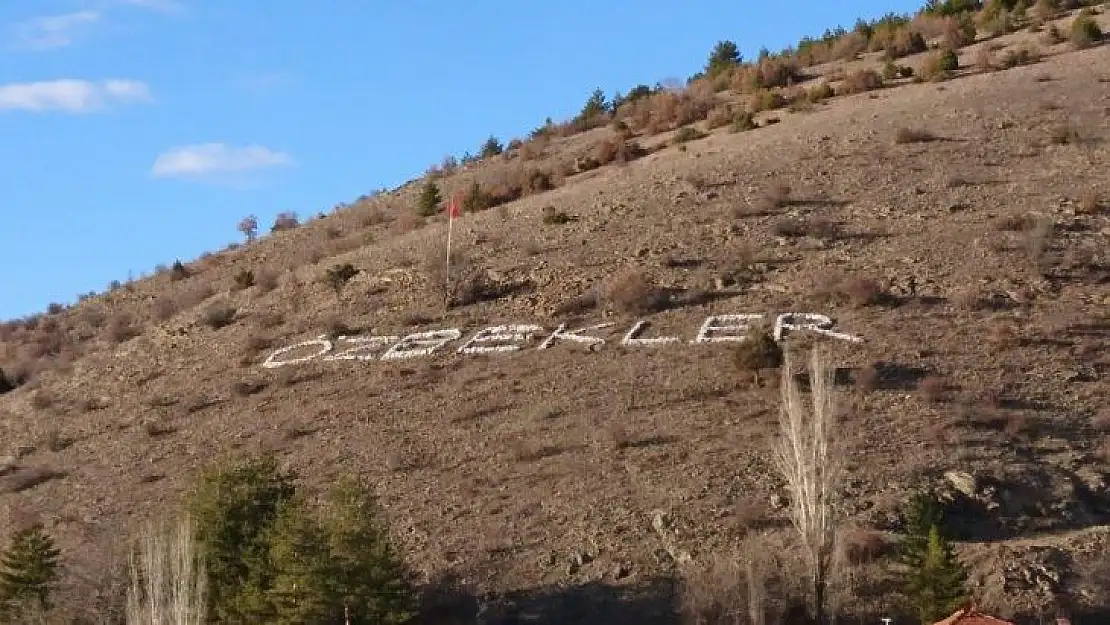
[2,12,1110,618]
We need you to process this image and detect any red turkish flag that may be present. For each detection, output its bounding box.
[447,195,461,219]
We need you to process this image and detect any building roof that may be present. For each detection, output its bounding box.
[931,606,1016,625]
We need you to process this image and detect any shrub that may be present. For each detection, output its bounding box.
[604,269,666,315]
[920,48,960,80]
[323,263,359,295]
[747,88,786,113]
[0,523,61,617]
[733,327,783,372]
[1070,15,1103,48]
[895,127,938,143]
[1077,189,1101,214]
[673,126,707,145]
[201,303,237,330]
[232,268,255,291]
[416,179,442,217]
[170,260,190,281]
[271,211,299,232]
[729,111,758,133]
[106,314,141,343]
[838,69,883,95]
[542,206,571,225]
[807,82,835,102]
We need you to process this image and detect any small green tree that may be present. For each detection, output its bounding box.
[479,136,503,159]
[899,492,945,566]
[0,523,62,616]
[187,453,296,623]
[705,40,742,78]
[417,179,442,217]
[321,477,418,625]
[903,525,968,623]
[576,89,609,126]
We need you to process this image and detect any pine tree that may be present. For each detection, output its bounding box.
[266,498,336,625]
[0,523,62,615]
[321,477,417,625]
[903,525,968,623]
[705,40,742,78]
[187,453,296,623]
[899,492,945,568]
[416,180,442,217]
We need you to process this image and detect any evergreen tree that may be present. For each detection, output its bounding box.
[321,477,418,625]
[416,179,442,217]
[903,525,968,623]
[479,136,503,159]
[577,89,609,126]
[705,40,742,78]
[266,498,336,625]
[0,523,61,616]
[187,453,296,623]
[899,492,945,569]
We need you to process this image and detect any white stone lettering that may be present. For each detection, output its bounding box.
[457,325,545,355]
[773,313,862,343]
[380,329,463,360]
[322,335,400,362]
[621,321,681,347]
[538,323,614,350]
[693,314,764,343]
[261,335,333,368]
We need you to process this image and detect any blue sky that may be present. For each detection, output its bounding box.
[0,0,924,321]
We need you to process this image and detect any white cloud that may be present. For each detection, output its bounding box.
[0,79,153,113]
[14,10,100,50]
[150,143,294,179]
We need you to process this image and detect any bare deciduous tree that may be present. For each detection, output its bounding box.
[126,515,207,625]
[774,349,842,624]
[237,215,259,243]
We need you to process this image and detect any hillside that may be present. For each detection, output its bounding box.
[2,4,1110,623]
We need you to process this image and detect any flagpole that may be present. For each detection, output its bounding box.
[445,209,453,305]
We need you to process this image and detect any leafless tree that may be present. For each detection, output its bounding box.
[774,349,842,624]
[237,215,258,243]
[126,515,207,625]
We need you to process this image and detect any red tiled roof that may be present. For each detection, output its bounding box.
[931,607,1016,625]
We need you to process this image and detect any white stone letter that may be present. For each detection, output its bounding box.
[457,324,545,355]
[773,313,862,343]
[621,320,681,347]
[380,329,463,360]
[538,323,614,350]
[322,335,400,362]
[693,314,764,343]
[261,335,333,368]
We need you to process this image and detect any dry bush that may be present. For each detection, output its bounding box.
[1049,123,1081,145]
[841,528,887,565]
[991,212,1032,231]
[837,69,883,95]
[232,268,255,291]
[591,137,647,166]
[30,388,55,410]
[1070,14,1103,48]
[106,314,141,343]
[201,302,237,330]
[230,379,267,397]
[603,269,666,315]
[836,277,889,308]
[1077,189,1102,214]
[999,46,1041,68]
[1025,214,1054,272]
[733,327,783,372]
[894,127,938,144]
[1092,409,1110,433]
[986,320,1020,349]
[974,45,995,70]
[918,374,951,403]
